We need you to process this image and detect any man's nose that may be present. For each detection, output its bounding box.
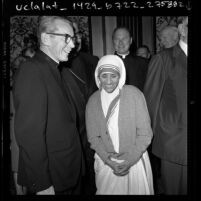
[118,40,124,46]
[69,39,75,48]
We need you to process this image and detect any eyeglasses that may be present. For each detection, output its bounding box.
[46,33,76,44]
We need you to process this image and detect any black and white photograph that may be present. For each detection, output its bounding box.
[1,0,196,199]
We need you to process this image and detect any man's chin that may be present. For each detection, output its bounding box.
[117,51,127,55]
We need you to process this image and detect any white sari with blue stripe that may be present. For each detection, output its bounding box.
[94,88,154,195]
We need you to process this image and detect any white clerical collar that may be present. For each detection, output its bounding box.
[179,40,188,56]
[117,52,130,59]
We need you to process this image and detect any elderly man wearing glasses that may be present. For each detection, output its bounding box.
[13,16,84,195]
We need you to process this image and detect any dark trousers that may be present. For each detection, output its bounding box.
[55,164,83,195]
[82,164,96,194]
[55,174,82,195]
[161,159,187,195]
[81,150,96,195]
[147,146,162,194]
[26,174,82,195]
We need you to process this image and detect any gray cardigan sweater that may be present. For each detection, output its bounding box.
[86,85,153,164]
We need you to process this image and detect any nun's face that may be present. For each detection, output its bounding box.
[99,72,120,93]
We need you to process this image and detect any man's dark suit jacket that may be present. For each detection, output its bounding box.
[143,44,187,166]
[69,51,99,100]
[115,53,149,91]
[13,50,82,193]
[61,67,96,194]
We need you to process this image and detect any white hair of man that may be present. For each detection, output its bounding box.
[159,26,179,48]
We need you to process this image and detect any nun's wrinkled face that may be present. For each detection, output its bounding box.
[99,71,120,93]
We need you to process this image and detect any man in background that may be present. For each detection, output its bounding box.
[159,25,179,49]
[112,27,149,91]
[66,22,99,100]
[136,45,151,60]
[143,17,188,194]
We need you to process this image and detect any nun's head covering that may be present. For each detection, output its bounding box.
[95,55,126,90]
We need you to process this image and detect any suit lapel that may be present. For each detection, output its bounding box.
[62,68,86,111]
[34,52,76,120]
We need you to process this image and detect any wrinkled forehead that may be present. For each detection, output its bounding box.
[54,19,74,35]
[160,28,172,37]
[100,70,120,76]
[98,65,120,76]
[114,28,130,38]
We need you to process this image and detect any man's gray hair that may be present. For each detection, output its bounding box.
[37,16,72,44]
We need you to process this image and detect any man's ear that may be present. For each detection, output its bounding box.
[130,37,133,45]
[41,33,50,46]
[178,24,184,36]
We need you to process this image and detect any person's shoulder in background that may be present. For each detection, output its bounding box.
[79,51,99,65]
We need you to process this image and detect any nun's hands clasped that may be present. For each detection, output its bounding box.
[112,152,132,176]
[105,156,123,175]
[106,153,130,176]
[113,160,131,176]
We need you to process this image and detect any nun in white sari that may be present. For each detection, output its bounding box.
[86,55,154,195]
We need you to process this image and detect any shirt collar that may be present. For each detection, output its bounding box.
[115,51,130,59]
[179,40,188,56]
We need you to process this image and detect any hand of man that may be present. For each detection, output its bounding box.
[36,186,55,195]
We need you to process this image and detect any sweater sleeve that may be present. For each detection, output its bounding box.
[128,89,153,164]
[85,95,110,163]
